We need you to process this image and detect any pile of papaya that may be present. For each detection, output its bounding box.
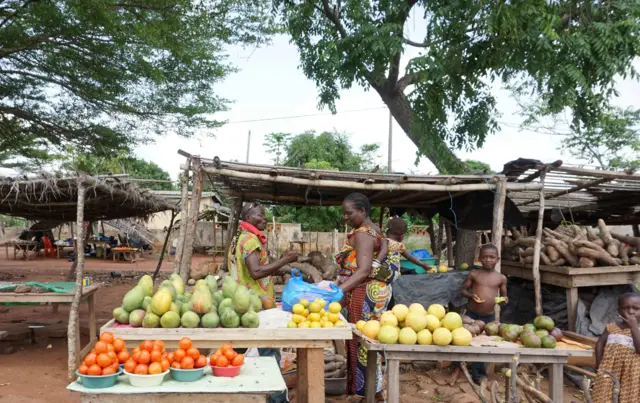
[113,274,262,329]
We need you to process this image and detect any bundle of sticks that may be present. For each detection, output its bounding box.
[503,219,640,268]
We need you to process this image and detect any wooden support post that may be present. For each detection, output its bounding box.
[567,288,578,332]
[445,221,454,266]
[387,359,400,403]
[297,347,325,403]
[492,179,507,320]
[213,214,217,252]
[153,209,177,281]
[548,363,564,403]
[365,349,377,403]
[532,171,547,317]
[221,197,244,271]
[173,156,191,274]
[67,179,87,382]
[180,158,203,282]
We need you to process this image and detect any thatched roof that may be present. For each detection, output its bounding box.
[0,176,175,222]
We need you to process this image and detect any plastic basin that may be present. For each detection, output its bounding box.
[124,369,169,387]
[170,367,205,382]
[76,367,122,389]
[325,377,347,395]
[400,258,438,273]
[212,365,242,377]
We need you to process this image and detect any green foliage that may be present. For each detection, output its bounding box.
[464,160,494,174]
[274,0,640,174]
[263,133,292,165]
[0,215,27,228]
[0,0,277,167]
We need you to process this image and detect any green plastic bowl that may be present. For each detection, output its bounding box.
[170,367,205,382]
[76,367,122,389]
[400,258,438,273]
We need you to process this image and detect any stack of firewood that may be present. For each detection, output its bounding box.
[503,219,640,268]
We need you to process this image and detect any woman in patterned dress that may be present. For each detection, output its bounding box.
[336,193,400,401]
[592,293,640,403]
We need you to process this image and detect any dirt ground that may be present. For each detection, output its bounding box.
[0,253,587,403]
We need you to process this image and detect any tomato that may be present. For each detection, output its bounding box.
[140,340,154,352]
[153,340,165,351]
[179,337,192,351]
[124,359,136,373]
[111,361,120,371]
[166,352,175,363]
[171,362,181,369]
[113,338,125,353]
[181,356,195,369]
[134,364,148,375]
[102,366,116,376]
[173,348,186,363]
[186,347,200,359]
[78,364,89,375]
[231,354,244,367]
[94,341,108,355]
[107,351,117,362]
[220,343,233,352]
[88,364,102,376]
[84,353,97,366]
[131,350,141,363]
[148,362,163,375]
[99,332,115,344]
[161,358,170,372]
[97,353,112,368]
[150,350,163,363]
[138,350,151,365]
[215,355,229,368]
[117,350,130,364]
[195,355,207,369]
[224,349,237,361]
[106,343,115,353]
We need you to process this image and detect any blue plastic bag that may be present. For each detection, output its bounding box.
[281,269,343,312]
[410,249,432,259]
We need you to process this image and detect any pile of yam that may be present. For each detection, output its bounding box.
[323,350,347,379]
[272,251,341,285]
[503,219,640,268]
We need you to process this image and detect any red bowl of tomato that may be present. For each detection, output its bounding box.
[211,364,243,377]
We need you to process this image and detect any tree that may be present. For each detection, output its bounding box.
[274,0,640,174]
[1,0,277,167]
[263,133,292,165]
[464,160,493,174]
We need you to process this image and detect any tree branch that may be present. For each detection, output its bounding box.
[404,37,427,48]
[0,0,36,30]
[397,72,420,92]
[319,0,347,38]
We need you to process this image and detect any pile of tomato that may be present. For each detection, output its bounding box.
[166,337,208,370]
[122,339,171,375]
[210,343,244,367]
[78,332,128,376]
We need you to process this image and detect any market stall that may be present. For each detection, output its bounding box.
[2,240,38,260]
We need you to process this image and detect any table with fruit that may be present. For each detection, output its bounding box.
[353,302,593,403]
[99,274,351,403]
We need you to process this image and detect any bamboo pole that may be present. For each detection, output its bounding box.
[153,209,177,281]
[202,167,544,192]
[173,157,191,274]
[67,179,86,382]
[492,179,507,320]
[532,171,547,316]
[221,197,244,271]
[179,158,203,282]
[445,221,454,266]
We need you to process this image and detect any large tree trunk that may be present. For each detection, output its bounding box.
[173,157,191,274]
[454,228,478,268]
[179,158,203,282]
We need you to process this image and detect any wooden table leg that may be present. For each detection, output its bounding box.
[88,293,97,343]
[548,363,564,402]
[566,288,578,332]
[297,347,324,403]
[387,359,400,403]
[365,349,377,403]
[75,312,82,368]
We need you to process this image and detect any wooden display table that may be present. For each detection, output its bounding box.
[101,319,352,403]
[111,247,140,263]
[2,240,38,260]
[354,331,592,403]
[67,357,286,402]
[502,261,640,331]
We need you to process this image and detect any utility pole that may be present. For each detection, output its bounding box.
[246,130,251,163]
[387,112,393,172]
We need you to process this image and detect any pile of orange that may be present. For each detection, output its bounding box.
[123,339,170,375]
[210,343,244,367]
[78,332,128,376]
[167,337,207,370]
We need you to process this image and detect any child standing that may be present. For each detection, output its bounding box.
[449,244,508,384]
[592,293,640,403]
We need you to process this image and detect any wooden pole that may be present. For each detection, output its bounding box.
[221,197,244,271]
[633,224,640,237]
[492,179,507,320]
[67,179,86,382]
[153,210,177,281]
[173,157,191,274]
[445,221,454,266]
[437,219,444,264]
[179,158,204,282]
[388,112,393,172]
[532,171,547,317]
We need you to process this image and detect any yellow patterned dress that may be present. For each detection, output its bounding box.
[227,229,274,299]
[592,323,640,403]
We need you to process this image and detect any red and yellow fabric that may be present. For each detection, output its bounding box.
[227,223,273,299]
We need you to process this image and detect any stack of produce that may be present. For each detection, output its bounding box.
[77,332,128,376]
[113,274,262,329]
[357,303,473,346]
[166,337,208,370]
[484,315,563,349]
[503,219,640,268]
[123,340,172,375]
[324,350,346,379]
[286,299,347,328]
[209,343,245,368]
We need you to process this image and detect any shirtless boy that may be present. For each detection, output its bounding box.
[448,244,508,385]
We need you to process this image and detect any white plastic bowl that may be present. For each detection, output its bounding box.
[123,369,169,387]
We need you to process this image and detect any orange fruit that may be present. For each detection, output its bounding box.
[150,350,163,363]
[131,350,141,363]
[88,364,102,376]
[113,338,125,352]
[138,350,151,365]
[153,340,165,351]
[215,355,229,368]
[161,358,170,372]
[173,348,186,363]
[134,364,148,375]
[78,364,89,375]
[97,353,112,368]
[107,351,117,362]
[220,343,232,351]
[171,362,181,369]
[167,352,175,363]
[224,349,237,361]
[84,353,97,366]
[179,337,192,350]
[102,366,116,376]
[186,347,200,359]
[195,355,207,369]
[148,362,163,375]
[106,343,115,353]
[117,350,130,364]
[124,359,136,373]
[94,341,108,354]
[111,361,119,371]
[141,340,154,352]
[100,332,115,344]
[181,356,195,369]
[132,347,140,354]
[232,354,244,367]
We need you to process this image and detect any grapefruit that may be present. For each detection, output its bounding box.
[451,327,473,346]
[405,311,428,332]
[380,311,399,327]
[398,327,418,345]
[391,304,409,322]
[425,314,441,332]
[441,312,463,331]
[427,304,446,320]
[417,329,433,345]
[378,325,400,344]
[408,303,426,314]
[433,328,453,346]
[362,320,381,340]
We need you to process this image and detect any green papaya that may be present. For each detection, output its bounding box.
[128,309,145,327]
[122,285,146,312]
[232,286,251,315]
[205,275,218,295]
[191,286,213,314]
[222,277,238,299]
[241,307,260,328]
[250,294,262,313]
[142,296,152,311]
[212,291,225,306]
[218,298,233,314]
[151,288,173,316]
[170,302,180,315]
[159,280,177,300]
[195,279,208,290]
[220,309,240,328]
[137,275,154,297]
[184,292,192,300]
[142,312,160,328]
[169,273,185,295]
[180,301,193,317]
[180,311,200,328]
[177,294,189,304]
[113,307,130,324]
[160,311,180,328]
[202,312,220,328]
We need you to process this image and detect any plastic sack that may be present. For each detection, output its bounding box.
[281,269,343,312]
[410,249,432,259]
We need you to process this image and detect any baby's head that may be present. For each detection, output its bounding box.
[619,293,640,321]
[386,217,407,242]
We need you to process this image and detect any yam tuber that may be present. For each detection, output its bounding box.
[630,256,640,265]
[611,233,640,251]
[544,228,573,243]
[280,263,323,283]
[523,256,534,265]
[324,362,342,372]
[546,246,560,262]
[520,247,535,258]
[593,238,605,248]
[540,251,552,265]
[607,240,620,258]
[573,239,612,257]
[511,228,522,239]
[550,258,566,267]
[620,244,631,265]
[545,238,579,267]
[598,219,613,244]
[572,225,585,239]
[576,247,619,266]
[516,238,537,247]
[578,257,596,268]
[586,227,598,241]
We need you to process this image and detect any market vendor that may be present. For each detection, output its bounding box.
[336,192,393,401]
[227,201,298,403]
